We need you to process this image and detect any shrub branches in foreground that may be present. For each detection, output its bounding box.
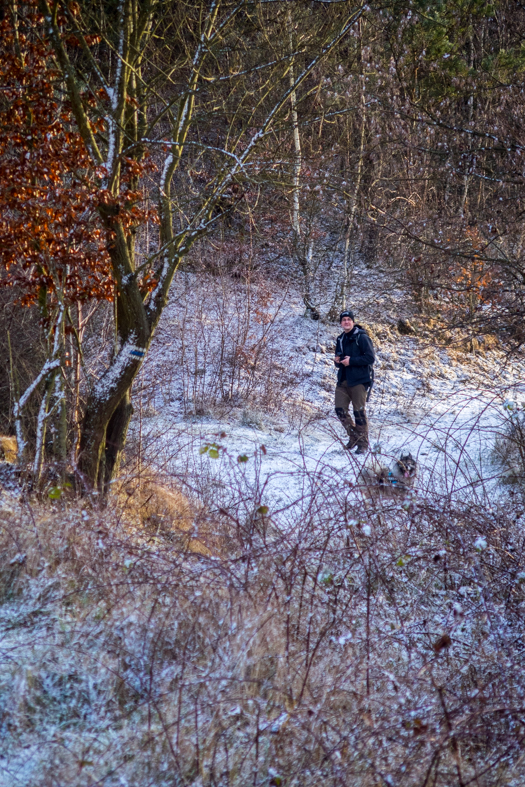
[1,480,525,786]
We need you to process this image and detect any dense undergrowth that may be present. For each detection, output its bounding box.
[2,469,525,787]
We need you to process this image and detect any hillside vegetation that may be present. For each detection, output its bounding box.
[2,1,525,785]
[2,459,525,786]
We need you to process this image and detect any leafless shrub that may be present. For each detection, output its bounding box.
[2,438,525,786]
[140,270,302,419]
[493,403,525,494]
[0,290,114,470]
[0,290,46,439]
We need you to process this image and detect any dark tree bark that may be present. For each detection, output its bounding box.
[101,392,134,491]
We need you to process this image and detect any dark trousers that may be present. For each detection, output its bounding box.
[334,382,369,449]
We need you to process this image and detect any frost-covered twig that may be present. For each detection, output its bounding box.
[13,303,65,465]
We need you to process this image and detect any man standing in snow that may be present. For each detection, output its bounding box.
[334,310,375,454]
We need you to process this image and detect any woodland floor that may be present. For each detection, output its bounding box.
[2,262,525,787]
[136,260,525,517]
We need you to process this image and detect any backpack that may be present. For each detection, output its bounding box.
[356,330,375,401]
[337,328,375,401]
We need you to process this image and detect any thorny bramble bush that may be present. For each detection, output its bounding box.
[494,400,525,497]
[2,458,525,787]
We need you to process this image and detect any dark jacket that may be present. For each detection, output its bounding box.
[334,325,375,388]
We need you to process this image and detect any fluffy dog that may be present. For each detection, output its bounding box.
[358,451,418,499]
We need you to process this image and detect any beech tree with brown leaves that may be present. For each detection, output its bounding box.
[0,4,114,479]
[0,1,158,483]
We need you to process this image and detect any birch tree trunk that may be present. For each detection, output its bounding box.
[329,19,366,319]
[459,20,474,219]
[286,7,317,318]
[13,303,64,481]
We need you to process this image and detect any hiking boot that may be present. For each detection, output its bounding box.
[345,440,358,450]
[355,446,368,455]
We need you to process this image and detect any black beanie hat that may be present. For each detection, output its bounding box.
[339,310,355,323]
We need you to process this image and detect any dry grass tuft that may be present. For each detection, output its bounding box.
[111,474,215,556]
[0,434,17,463]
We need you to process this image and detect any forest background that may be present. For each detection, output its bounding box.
[1,0,524,487]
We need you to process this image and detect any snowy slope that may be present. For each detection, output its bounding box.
[131,265,525,518]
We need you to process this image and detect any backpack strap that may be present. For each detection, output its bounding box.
[336,333,344,356]
[356,329,375,398]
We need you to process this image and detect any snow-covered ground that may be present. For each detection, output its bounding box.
[3,267,525,787]
[133,266,525,517]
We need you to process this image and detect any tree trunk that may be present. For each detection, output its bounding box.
[460,20,474,219]
[77,264,149,490]
[78,355,141,491]
[32,369,55,484]
[100,391,134,492]
[286,7,318,319]
[328,19,366,320]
